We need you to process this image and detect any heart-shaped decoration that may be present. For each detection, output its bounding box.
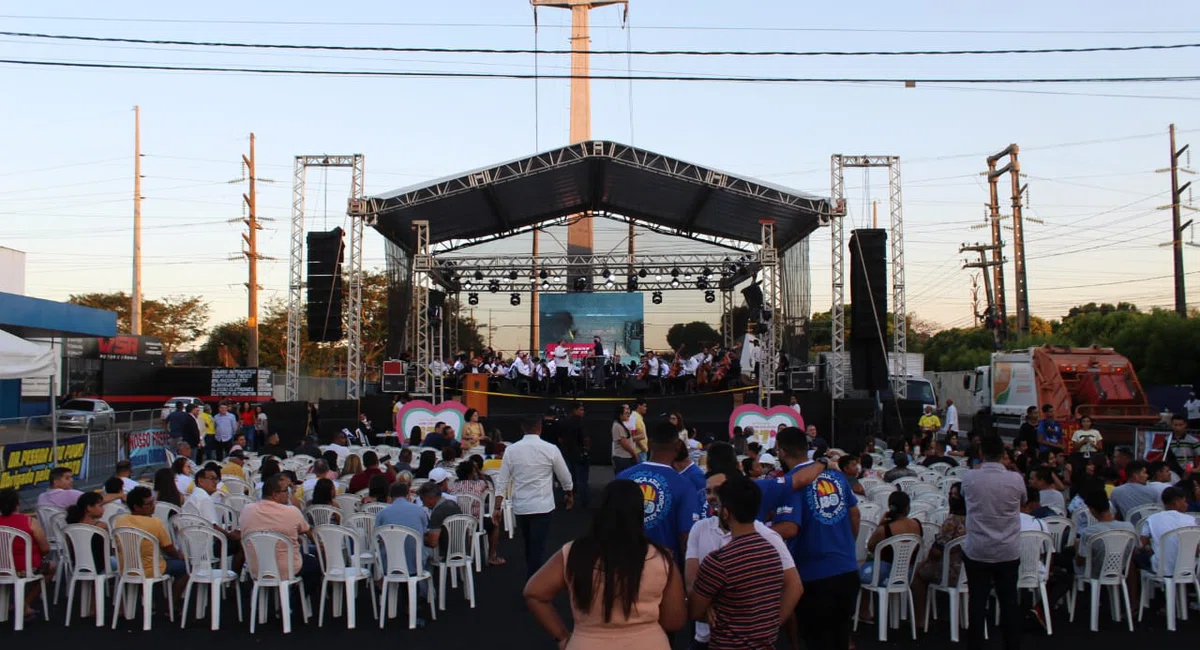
[729,405,804,447]
[396,400,468,441]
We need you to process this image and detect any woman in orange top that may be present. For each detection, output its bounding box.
[524,480,686,650]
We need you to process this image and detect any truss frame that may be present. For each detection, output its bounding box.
[757,219,781,406]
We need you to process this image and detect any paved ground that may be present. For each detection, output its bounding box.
[4,467,1195,648]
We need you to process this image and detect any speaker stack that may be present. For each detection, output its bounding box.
[307,228,345,342]
[849,229,888,391]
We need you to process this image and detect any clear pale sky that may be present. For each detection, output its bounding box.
[1,1,1198,353]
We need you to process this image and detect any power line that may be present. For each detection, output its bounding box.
[2,16,1199,35]
[6,30,1200,58]
[4,57,1200,85]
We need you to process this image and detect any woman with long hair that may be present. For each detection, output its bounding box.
[66,492,109,572]
[524,479,686,650]
[912,492,968,622]
[0,488,52,621]
[610,404,637,474]
[451,461,505,566]
[311,478,337,506]
[704,442,740,478]
[341,454,364,478]
[414,449,438,479]
[668,412,687,442]
[154,467,184,507]
[859,491,922,620]
[363,474,390,504]
[408,425,424,447]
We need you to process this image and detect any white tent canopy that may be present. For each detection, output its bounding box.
[0,328,56,379]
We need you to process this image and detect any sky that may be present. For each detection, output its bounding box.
[1,1,1199,354]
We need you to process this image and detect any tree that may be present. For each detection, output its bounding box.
[69,291,210,361]
[198,319,248,367]
[666,321,721,354]
[718,305,751,343]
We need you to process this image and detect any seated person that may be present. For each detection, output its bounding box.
[0,487,53,620]
[348,450,397,494]
[1077,489,1135,577]
[258,431,290,460]
[240,474,321,593]
[415,481,462,559]
[860,491,923,619]
[1137,486,1197,575]
[883,452,919,483]
[113,487,188,603]
[913,493,967,622]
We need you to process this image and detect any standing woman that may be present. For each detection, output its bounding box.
[611,404,638,475]
[239,403,257,452]
[254,405,268,447]
[524,479,686,650]
[669,412,688,443]
[462,408,486,450]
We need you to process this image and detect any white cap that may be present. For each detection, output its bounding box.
[428,467,452,484]
[759,453,778,467]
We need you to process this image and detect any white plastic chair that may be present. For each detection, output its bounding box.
[1072,508,1098,539]
[893,477,920,494]
[361,502,388,517]
[923,536,968,642]
[435,514,477,611]
[915,492,948,509]
[855,520,875,565]
[1041,516,1074,554]
[45,510,68,605]
[854,533,921,641]
[857,502,882,524]
[375,525,438,630]
[110,526,174,630]
[907,483,939,499]
[305,504,341,528]
[62,524,113,627]
[918,520,940,565]
[868,485,895,508]
[224,494,254,514]
[0,525,50,631]
[243,530,311,633]
[213,503,238,531]
[453,494,488,573]
[314,525,377,629]
[859,478,884,494]
[171,513,211,538]
[1137,525,1200,631]
[343,513,380,578]
[1126,504,1162,529]
[1017,530,1056,635]
[909,503,933,523]
[925,508,948,526]
[179,526,241,630]
[937,476,962,495]
[222,477,251,496]
[334,494,362,522]
[1068,528,1137,632]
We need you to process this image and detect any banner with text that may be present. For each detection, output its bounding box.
[127,427,171,469]
[0,435,89,491]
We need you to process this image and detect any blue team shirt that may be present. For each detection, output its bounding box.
[774,464,859,582]
[1037,419,1064,451]
[618,461,699,565]
[679,462,709,519]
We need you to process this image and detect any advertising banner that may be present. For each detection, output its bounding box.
[545,343,597,361]
[127,427,171,469]
[396,400,468,441]
[0,435,89,490]
[1134,428,1172,462]
[728,405,805,447]
[66,335,165,362]
[540,293,644,359]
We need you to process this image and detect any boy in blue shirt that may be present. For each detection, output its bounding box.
[765,427,861,650]
[618,421,699,566]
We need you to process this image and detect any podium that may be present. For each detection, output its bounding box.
[463,374,488,417]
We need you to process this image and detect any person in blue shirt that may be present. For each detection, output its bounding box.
[1037,404,1064,453]
[673,437,710,520]
[766,427,861,650]
[617,421,699,567]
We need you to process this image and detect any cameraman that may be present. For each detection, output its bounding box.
[558,402,591,508]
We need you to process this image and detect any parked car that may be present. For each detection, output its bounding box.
[57,399,116,432]
[161,397,205,421]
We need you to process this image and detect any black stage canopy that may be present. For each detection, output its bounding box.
[367,140,830,252]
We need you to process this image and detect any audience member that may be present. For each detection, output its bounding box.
[414,450,437,480]
[113,486,187,603]
[240,474,321,594]
[616,421,697,571]
[913,492,968,622]
[496,415,574,578]
[416,482,463,558]
[349,450,397,494]
[1137,486,1197,576]
[0,487,52,619]
[1110,460,1160,519]
[883,452,918,482]
[154,467,185,507]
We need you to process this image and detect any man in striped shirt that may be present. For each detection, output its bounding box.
[689,474,803,650]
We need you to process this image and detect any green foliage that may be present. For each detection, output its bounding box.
[666,321,721,353]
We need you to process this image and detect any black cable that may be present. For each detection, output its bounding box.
[4,58,1200,84]
[5,30,1200,57]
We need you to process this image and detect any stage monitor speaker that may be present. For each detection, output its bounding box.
[306,228,345,342]
[849,229,888,391]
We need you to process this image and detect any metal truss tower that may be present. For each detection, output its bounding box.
[757,220,781,405]
[829,155,907,399]
[410,220,445,403]
[286,154,365,402]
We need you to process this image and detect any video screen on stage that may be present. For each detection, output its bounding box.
[539,293,644,360]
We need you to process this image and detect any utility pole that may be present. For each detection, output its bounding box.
[131,105,143,335]
[1167,124,1193,316]
[242,133,261,366]
[488,309,494,348]
[961,242,1004,350]
[984,156,1007,346]
[1009,146,1030,339]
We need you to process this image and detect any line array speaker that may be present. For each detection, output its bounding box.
[849,229,888,391]
[307,228,345,342]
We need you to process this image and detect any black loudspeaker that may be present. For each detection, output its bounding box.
[849,229,888,391]
[307,228,345,342]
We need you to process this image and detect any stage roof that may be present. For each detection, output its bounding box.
[367,141,830,252]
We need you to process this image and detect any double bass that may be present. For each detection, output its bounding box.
[710,342,742,387]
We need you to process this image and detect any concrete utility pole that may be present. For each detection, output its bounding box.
[985,145,1030,340]
[242,133,261,366]
[1167,124,1193,316]
[984,156,1007,346]
[961,242,1004,350]
[132,105,143,335]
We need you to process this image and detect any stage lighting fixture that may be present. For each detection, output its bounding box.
[539,269,548,280]
[702,266,713,277]
[638,269,648,278]
[628,275,638,292]
[605,276,614,286]
[474,271,484,281]
[488,279,500,294]
[655,274,662,281]
[541,280,550,290]
[602,268,611,279]
[463,281,473,290]
[670,267,680,278]
[651,291,663,305]
[508,270,518,281]
[704,290,715,303]
[573,276,588,292]
[467,292,480,306]
[697,277,708,290]
[671,278,680,288]
[510,293,521,306]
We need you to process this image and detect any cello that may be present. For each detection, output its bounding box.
[695,346,712,389]
[635,353,651,380]
[710,342,742,387]
[667,344,686,379]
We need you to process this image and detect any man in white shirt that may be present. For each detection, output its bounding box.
[114,460,139,493]
[1019,486,1050,533]
[325,431,352,466]
[789,395,802,416]
[183,467,222,529]
[685,470,802,649]
[1184,393,1200,430]
[552,341,570,393]
[1139,487,1196,576]
[495,415,573,578]
[942,399,960,438]
[1030,467,1066,514]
